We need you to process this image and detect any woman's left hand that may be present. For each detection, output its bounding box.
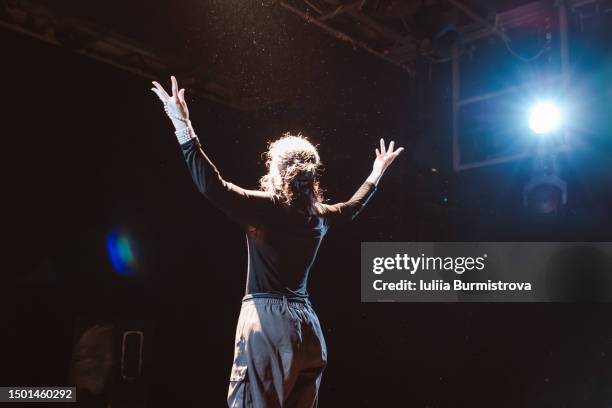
[373,138,404,175]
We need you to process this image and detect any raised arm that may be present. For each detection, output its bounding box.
[319,138,403,224]
[151,76,275,226]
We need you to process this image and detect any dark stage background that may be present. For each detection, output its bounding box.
[3,1,612,407]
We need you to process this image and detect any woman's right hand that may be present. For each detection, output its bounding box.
[151,75,190,129]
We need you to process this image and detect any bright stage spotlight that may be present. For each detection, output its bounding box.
[528,102,561,135]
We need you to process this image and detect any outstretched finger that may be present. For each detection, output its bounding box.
[393,147,404,157]
[178,88,186,104]
[388,140,395,153]
[151,88,161,99]
[171,76,178,97]
[380,138,386,155]
[152,81,170,100]
[376,148,381,158]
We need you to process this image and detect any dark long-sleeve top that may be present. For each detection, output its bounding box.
[181,138,376,298]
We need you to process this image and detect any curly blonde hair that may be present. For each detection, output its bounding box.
[260,132,323,211]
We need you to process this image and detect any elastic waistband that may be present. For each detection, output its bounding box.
[242,293,311,306]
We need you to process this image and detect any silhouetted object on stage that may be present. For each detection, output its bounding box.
[524,153,567,215]
[121,331,144,381]
[545,245,612,302]
[70,318,150,407]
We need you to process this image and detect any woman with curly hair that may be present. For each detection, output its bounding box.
[152,76,403,408]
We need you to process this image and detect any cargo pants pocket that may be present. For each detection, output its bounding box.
[228,365,251,408]
[228,310,252,408]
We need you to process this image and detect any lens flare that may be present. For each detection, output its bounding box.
[106,230,136,275]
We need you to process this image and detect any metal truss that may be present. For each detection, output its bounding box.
[0,0,253,109]
[276,0,544,76]
[3,0,608,111]
[278,0,420,76]
[277,0,612,75]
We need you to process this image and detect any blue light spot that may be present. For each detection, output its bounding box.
[105,230,136,276]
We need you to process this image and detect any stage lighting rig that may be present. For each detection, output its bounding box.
[451,0,568,171]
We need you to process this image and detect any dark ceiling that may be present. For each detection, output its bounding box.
[2,0,553,109]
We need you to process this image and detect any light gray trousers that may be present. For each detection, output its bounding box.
[227,295,327,408]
